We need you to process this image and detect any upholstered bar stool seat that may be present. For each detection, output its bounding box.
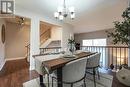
[52,56,88,87]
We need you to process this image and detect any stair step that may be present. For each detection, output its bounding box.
[47,40,61,47]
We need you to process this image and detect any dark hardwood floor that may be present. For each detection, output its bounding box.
[0,59,129,87]
[0,59,39,87]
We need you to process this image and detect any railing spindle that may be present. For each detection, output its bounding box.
[120,47,121,65]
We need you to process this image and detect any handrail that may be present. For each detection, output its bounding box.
[81,45,128,48]
[40,47,62,49]
[25,43,30,62]
[32,47,62,57]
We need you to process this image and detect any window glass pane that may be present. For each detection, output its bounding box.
[93,39,106,46]
[83,40,92,46]
[82,39,106,46]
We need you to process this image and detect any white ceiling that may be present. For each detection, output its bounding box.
[16,0,128,33]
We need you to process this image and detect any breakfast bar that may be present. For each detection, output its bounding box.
[34,51,96,87]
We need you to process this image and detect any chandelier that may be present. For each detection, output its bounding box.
[54,0,75,20]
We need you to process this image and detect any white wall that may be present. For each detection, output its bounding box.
[62,23,74,48]
[51,26,62,41]
[15,6,74,70]
[0,19,6,70]
[74,29,114,46]
[5,22,30,59]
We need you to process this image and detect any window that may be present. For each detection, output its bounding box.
[83,38,106,46]
[82,38,107,67]
[82,39,92,46]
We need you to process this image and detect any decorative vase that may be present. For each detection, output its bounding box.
[68,43,76,54]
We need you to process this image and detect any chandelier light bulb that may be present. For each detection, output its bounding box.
[54,12,59,18]
[70,13,75,19]
[59,15,64,20]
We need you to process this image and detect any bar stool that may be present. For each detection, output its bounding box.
[85,53,101,87]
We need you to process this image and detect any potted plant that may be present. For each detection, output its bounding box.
[106,7,130,68]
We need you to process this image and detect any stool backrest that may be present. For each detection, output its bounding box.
[86,53,101,68]
[62,57,88,83]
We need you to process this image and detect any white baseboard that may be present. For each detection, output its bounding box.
[0,60,6,71]
[5,57,26,61]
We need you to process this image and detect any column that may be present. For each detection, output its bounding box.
[30,17,40,70]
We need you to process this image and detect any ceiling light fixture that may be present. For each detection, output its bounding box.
[54,0,75,21]
[18,17,25,25]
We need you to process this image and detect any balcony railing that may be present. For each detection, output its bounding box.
[40,47,62,54]
[39,46,128,70]
[80,46,128,69]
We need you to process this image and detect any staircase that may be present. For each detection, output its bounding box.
[40,29,51,45]
[25,28,51,62]
[25,26,62,62]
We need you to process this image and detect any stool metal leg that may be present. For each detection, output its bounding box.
[84,78,86,87]
[97,68,100,80]
[93,68,96,87]
[39,75,46,87]
[71,83,73,87]
[47,74,50,87]
[52,77,54,87]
